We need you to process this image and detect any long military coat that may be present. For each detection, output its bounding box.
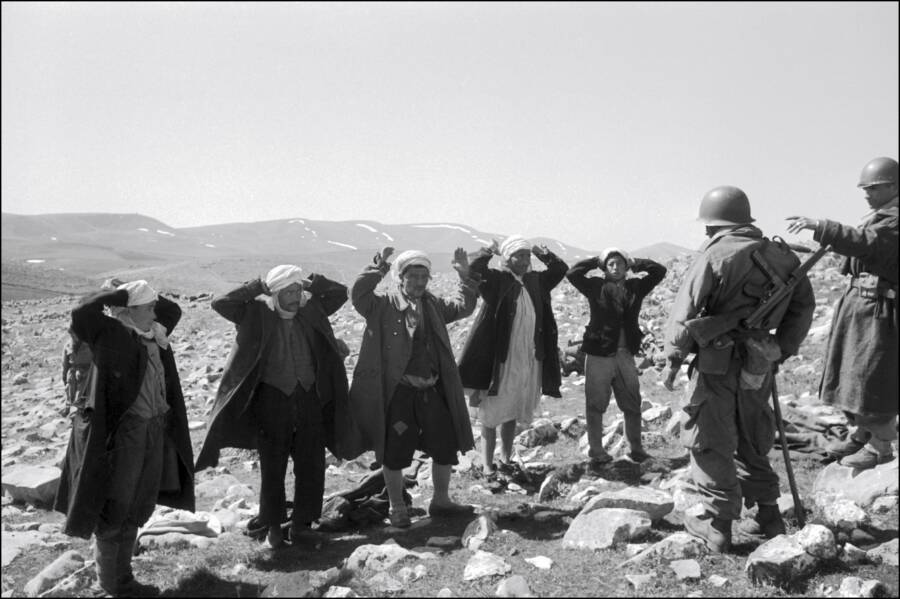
[349,265,477,463]
[194,275,360,471]
[814,201,899,415]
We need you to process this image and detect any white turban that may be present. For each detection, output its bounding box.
[117,280,158,306]
[391,250,431,280]
[599,247,632,269]
[265,264,304,293]
[499,235,531,261]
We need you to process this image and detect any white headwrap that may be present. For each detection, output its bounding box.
[391,250,432,281]
[599,247,632,270]
[499,235,531,261]
[117,280,158,306]
[265,264,304,293]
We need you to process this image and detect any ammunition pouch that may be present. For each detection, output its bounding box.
[738,335,781,390]
[696,334,735,375]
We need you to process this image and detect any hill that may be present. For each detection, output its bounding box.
[0,212,693,299]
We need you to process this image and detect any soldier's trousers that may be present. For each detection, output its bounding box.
[681,359,780,520]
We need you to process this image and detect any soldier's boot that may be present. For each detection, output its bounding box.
[683,513,732,553]
[739,503,785,539]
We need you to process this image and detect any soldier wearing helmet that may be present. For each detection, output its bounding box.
[786,156,899,471]
[664,186,816,553]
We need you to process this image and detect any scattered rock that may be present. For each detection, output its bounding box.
[495,575,532,597]
[582,486,674,522]
[463,550,511,581]
[670,559,701,581]
[1,464,60,507]
[524,555,553,569]
[836,576,888,598]
[625,573,655,590]
[562,508,651,551]
[745,534,818,587]
[22,550,84,597]
[796,524,838,560]
[867,538,898,567]
[462,515,498,551]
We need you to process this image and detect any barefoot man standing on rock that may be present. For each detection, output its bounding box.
[195,265,357,549]
[349,247,478,528]
[786,156,899,471]
[55,280,195,597]
[664,186,815,553]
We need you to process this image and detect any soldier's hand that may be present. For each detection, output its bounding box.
[785,216,820,235]
[452,247,470,279]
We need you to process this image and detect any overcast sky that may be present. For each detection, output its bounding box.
[2,2,898,252]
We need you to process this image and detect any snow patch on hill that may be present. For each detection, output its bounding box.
[413,224,471,233]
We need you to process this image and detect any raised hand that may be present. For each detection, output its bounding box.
[374,246,395,270]
[532,244,550,257]
[451,247,470,279]
[101,277,125,290]
[488,239,501,255]
[785,216,819,235]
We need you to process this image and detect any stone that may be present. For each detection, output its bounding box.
[708,575,729,587]
[582,486,674,522]
[514,419,558,448]
[867,538,898,567]
[22,550,85,597]
[641,405,672,424]
[366,572,403,593]
[812,459,899,509]
[462,515,498,551]
[524,555,553,569]
[437,589,454,598]
[840,543,869,566]
[323,587,356,598]
[823,499,869,532]
[463,550,511,581]
[261,572,315,598]
[1,530,45,567]
[1,464,60,507]
[836,576,888,598]
[537,473,560,502]
[670,559,701,581]
[194,474,245,499]
[619,532,707,567]
[796,524,838,560]
[745,534,818,588]
[562,508,652,551]
[495,575,532,597]
[344,542,416,573]
[625,573,655,590]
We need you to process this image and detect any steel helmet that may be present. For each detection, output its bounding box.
[697,186,755,226]
[857,157,899,188]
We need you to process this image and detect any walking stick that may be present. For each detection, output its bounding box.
[770,375,806,527]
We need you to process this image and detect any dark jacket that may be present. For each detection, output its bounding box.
[458,248,567,397]
[814,202,898,415]
[54,291,195,539]
[195,275,358,471]
[568,257,667,357]
[349,265,477,463]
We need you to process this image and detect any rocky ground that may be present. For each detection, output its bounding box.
[1,254,897,597]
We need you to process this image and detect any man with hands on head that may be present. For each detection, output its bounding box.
[349,246,478,528]
[785,156,899,471]
[54,279,195,597]
[567,247,667,465]
[458,235,567,477]
[194,264,355,549]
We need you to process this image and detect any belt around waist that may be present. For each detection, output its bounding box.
[849,278,897,299]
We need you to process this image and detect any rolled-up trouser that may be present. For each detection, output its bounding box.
[94,411,167,593]
[584,349,643,457]
[845,411,898,455]
[681,358,780,520]
[253,382,326,529]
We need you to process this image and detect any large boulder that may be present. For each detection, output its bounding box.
[812,459,899,509]
[582,487,674,522]
[1,464,60,507]
[745,534,818,587]
[562,508,651,551]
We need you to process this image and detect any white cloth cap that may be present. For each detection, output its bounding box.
[117,280,158,306]
[392,250,431,279]
[599,247,631,268]
[265,264,304,293]
[499,235,531,260]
